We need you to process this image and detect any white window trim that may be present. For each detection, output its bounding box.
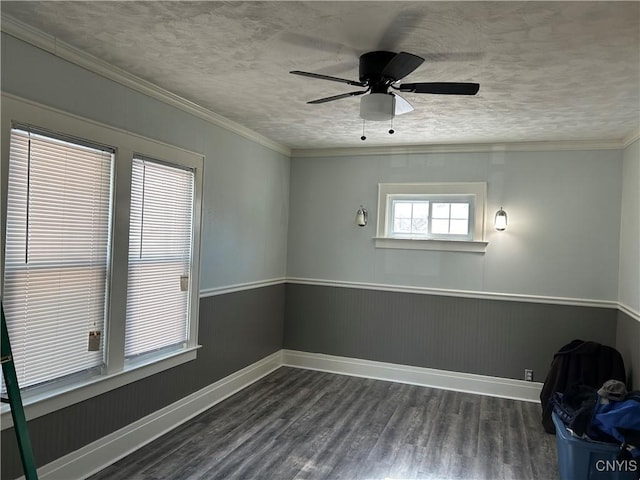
[1,347,200,428]
[0,94,204,426]
[375,182,489,253]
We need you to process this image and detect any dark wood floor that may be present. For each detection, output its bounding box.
[90,367,559,480]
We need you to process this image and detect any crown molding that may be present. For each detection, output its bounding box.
[622,129,640,149]
[0,15,291,157]
[291,138,628,158]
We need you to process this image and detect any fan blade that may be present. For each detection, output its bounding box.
[381,52,425,81]
[398,82,480,95]
[392,94,414,115]
[307,90,368,104]
[290,70,365,87]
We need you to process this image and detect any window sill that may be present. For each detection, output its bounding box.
[1,345,201,429]
[373,237,488,253]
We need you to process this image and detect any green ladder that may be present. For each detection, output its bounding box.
[1,303,39,480]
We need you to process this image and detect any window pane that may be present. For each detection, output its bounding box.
[2,128,112,391]
[432,203,450,219]
[392,200,430,236]
[450,219,469,235]
[394,201,412,218]
[125,158,194,359]
[412,217,428,234]
[410,201,428,234]
[412,202,429,218]
[432,219,450,234]
[394,218,411,233]
[450,203,469,219]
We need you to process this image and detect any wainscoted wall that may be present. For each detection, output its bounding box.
[618,139,639,314]
[616,140,640,389]
[616,311,640,390]
[284,283,619,382]
[0,285,285,480]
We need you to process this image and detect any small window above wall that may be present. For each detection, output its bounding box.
[375,183,488,253]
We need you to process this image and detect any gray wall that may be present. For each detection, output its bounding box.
[616,310,640,390]
[284,283,618,381]
[287,148,622,300]
[284,138,633,404]
[1,33,290,292]
[1,286,285,479]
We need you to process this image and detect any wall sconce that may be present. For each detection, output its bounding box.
[356,205,368,227]
[494,207,508,231]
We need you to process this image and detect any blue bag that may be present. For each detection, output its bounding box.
[591,393,640,458]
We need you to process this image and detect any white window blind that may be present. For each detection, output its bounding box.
[125,157,194,359]
[2,128,113,391]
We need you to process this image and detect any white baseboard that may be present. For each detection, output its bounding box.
[29,349,543,479]
[282,349,543,403]
[32,351,282,480]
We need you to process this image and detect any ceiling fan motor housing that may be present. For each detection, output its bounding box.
[359,51,397,90]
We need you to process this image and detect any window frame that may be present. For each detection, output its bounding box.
[124,156,196,361]
[375,182,488,253]
[388,195,476,241]
[1,94,204,425]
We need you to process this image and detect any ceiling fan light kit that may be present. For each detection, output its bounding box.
[360,93,395,121]
[291,50,480,141]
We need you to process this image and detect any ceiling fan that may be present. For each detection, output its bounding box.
[291,51,479,124]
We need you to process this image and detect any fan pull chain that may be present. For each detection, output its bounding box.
[360,120,366,141]
[389,117,395,135]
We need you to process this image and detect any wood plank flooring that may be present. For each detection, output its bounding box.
[89,367,559,480]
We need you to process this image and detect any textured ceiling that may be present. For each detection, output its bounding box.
[2,1,639,150]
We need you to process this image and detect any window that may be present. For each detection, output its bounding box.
[376,183,488,252]
[2,128,113,392]
[125,157,194,360]
[389,197,474,240]
[1,97,203,412]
